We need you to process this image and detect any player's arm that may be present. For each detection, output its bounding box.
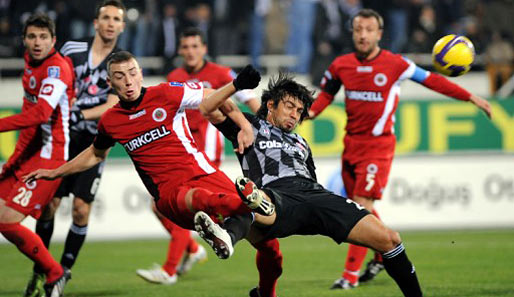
[0,76,67,132]
[308,68,342,119]
[407,61,492,118]
[218,99,254,153]
[71,93,119,125]
[23,128,114,182]
[199,64,261,115]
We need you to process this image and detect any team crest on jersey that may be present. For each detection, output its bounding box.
[47,66,60,78]
[25,68,32,75]
[259,126,270,137]
[374,73,387,87]
[201,81,212,88]
[367,163,378,174]
[88,84,98,95]
[41,84,54,96]
[169,82,184,87]
[26,180,37,190]
[29,76,37,89]
[152,108,167,122]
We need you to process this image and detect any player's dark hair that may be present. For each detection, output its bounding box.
[107,50,136,75]
[352,8,384,29]
[179,27,207,45]
[257,72,314,123]
[23,13,56,38]
[95,0,126,19]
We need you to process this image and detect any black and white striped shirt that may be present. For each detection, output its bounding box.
[216,113,317,188]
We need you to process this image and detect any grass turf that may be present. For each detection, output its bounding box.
[1,229,514,297]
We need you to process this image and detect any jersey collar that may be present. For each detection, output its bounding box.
[119,87,146,110]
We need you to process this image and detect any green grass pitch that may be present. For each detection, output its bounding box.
[2,229,514,297]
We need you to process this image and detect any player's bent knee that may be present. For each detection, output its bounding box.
[72,199,92,224]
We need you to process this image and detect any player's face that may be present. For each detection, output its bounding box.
[94,5,125,42]
[352,16,382,57]
[267,95,304,133]
[108,58,143,102]
[23,26,56,61]
[178,36,207,70]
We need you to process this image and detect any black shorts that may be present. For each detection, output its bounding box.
[54,131,103,203]
[258,177,370,244]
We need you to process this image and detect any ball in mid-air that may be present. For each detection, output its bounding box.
[432,34,475,77]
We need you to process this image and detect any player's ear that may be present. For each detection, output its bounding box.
[106,76,111,88]
[93,19,98,31]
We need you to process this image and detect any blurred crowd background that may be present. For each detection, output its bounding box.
[0,0,513,92]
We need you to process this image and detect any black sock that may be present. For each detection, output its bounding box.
[382,243,423,297]
[60,223,88,269]
[224,213,253,246]
[33,218,54,273]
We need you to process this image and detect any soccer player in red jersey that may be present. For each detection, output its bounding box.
[308,9,492,290]
[136,27,261,284]
[0,14,74,297]
[24,50,275,267]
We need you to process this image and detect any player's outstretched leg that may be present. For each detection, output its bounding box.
[235,176,275,216]
[194,211,234,259]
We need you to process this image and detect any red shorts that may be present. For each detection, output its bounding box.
[155,170,238,230]
[342,156,393,200]
[0,159,64,219]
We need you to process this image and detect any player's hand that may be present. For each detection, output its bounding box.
[22,169,59,183]
[305,110,316,120]
[469,94,492,119]
[233,65,261,91]
[69,110,85,126]
[235,124,254,154]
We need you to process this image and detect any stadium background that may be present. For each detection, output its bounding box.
[1,1,513,296]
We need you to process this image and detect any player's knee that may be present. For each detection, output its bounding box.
[72,199,91,224]
[374,227,400,253]
[41,198,61,220]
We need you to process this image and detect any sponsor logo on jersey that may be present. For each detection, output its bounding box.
[129,109,147,120]
[29,76,37,89]
[258,139,305,158]
[345,90,384,102]
[169,81,184,87]
[47,66,60,78]
[357,66,373,73]
[40,84,54,96]
[123,125,172,152]
[152,108,167,122]
[374,73,387,86]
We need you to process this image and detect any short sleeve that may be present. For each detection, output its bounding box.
[320,62,342,95]
[93,120,116,149]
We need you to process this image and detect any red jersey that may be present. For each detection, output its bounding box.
[0,49,74,176]
[94,82,217,200]
[312,49,471,161]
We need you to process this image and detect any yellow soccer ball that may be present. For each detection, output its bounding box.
[432,34,475,77]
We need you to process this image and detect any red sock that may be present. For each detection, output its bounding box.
[252,239,283,297]
[191,187,249,219]
[157,215,177,234]
[371,209,383,263]
[0,223,63,283]
[187,236,199,253]
[343,244,368,284]
[162,223,190,276]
